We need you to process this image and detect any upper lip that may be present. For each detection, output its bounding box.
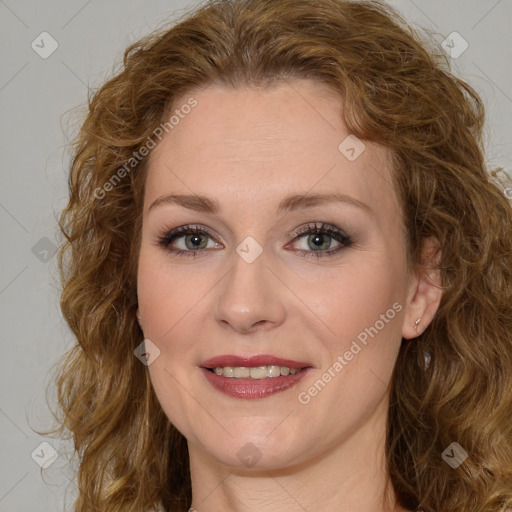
[200,354,312,369]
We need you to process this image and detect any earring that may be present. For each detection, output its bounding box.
[414,318,421,331]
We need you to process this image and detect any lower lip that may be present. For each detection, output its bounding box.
[200,367,312,399]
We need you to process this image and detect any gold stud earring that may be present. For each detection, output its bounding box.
[414,318,421,331]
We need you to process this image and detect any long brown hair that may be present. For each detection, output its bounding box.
[40,1,512,510]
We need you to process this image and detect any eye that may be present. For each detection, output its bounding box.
[286,222,353,260]
[157,224,222,258]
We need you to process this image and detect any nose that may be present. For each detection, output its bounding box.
[213,247,286,334]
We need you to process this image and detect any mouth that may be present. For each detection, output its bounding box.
[199,354,313,399]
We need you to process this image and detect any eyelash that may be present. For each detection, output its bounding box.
[156,222,354,260]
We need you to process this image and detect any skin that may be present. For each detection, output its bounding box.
[136,79,443,512]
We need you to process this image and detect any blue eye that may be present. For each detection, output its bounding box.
[157,222,353,259]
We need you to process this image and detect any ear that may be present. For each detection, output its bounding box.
[136,307,143,330]
[402,236,443,340]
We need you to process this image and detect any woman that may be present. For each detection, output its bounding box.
[44,0,512,511]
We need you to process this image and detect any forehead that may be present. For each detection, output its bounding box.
[144,80,397,221]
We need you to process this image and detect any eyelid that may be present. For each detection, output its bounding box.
[157,223,220,242]
[290,221,352,241]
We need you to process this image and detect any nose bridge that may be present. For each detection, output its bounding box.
[213,241,286,332]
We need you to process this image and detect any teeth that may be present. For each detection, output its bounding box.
[212,365,302,379]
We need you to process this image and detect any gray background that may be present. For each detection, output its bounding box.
[1,1,511,511]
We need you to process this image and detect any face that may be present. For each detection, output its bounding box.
[136,79,418,470]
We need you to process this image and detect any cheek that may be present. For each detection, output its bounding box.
[136,248,214,364]
[304,261,406,404]
[138,251,168,332]
[297,265,403,422]
[306,257,404,346]
[137,251,203,427]
[137,249,189,329]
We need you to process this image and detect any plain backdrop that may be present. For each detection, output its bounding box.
[1,1,511,511]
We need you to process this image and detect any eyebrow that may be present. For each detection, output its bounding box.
[148,192,372,215]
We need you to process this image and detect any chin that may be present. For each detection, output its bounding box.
[190,425,315,472]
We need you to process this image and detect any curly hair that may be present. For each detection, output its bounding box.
[40,0,512,511]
